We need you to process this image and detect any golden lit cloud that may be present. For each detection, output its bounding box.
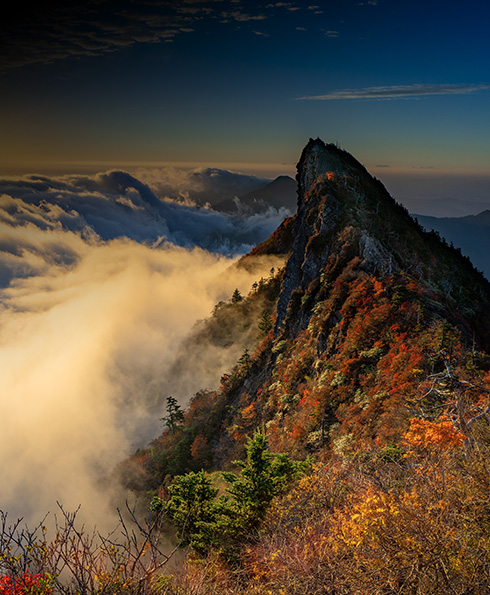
[0,218,285,527]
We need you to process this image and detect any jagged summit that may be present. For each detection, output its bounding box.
[296,138,369,205]
[275,138,490,345]
[276,138,399,332]
[123,137,490,506]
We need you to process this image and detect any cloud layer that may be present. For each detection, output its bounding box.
[133,166,270,207]
[0,168,289,527]
[0,238,279,526]
[297,83,490,101]
[0,168,289,287]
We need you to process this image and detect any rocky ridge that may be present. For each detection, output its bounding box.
[275,138,490,345]
[121,137,490,489]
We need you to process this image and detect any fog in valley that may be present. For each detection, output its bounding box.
[0,168,288,528]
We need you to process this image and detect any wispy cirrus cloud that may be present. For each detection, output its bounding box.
[0,1,199,71]
[2,0,345,73]
[222,11,267,22]
[0,1,289,72]
[296,83,490,101]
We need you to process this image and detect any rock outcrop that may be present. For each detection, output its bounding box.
[123,138,490,491]
[275,138,490,346]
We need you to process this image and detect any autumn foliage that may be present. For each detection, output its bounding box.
[164,436,490,594]
[114,150,490,593]
[0,572,53,595]
[403,416,466,450]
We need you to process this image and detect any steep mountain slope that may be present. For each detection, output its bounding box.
[416,209,490,279]
[120,138,490,491]
[275,139,490,340]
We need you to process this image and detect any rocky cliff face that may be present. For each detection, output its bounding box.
[276,138,402,333]
[208,139,490,460]
[275,138,490,346]
[123,139,490,488]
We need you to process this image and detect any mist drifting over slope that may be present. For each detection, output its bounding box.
[0,168,289,285]
[0,168,289,527]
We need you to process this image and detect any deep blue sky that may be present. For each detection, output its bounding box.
[1,0,490,188]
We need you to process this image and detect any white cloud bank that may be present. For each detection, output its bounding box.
[0,168,289,286]
[0,169,289,528]
[132,165,270,207]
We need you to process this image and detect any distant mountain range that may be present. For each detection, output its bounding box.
[215,174,490,281]
[415,210,490,279]
[214,175,297,214]
[399,196,490,218]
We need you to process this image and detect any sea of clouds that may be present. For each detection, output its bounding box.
[0,167,291,528]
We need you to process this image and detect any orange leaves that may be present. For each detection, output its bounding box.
[253,446,490,592]
[403,417,466,450]
[162,437,490,594]
[298,388,309,407]
[377,337,425,399]
[233,430,245,443]
[290,426,303,441]
[190,433,209,462]
[241,402,257,423]
[335,487,400,550]
[373,278,385,299]
[329,477,466,585]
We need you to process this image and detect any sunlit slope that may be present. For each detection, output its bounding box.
[122,138,490,488]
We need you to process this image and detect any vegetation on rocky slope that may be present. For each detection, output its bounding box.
[3,140,490,593]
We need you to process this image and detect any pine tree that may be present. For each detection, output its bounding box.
[222,431,307,529]
[258,310,273,336]
[165,471,218,555]
[160,396,184,432]
[231,288,243,303]
[238,348,252,371]
[165,432,310,559]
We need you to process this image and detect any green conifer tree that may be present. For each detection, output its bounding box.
[165,432,310,560]
[231,288,243,303]
[160,396,184,432]
[258,310,273,336]
[165,470,218,555]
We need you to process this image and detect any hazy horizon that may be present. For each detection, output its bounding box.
[2,158,490,219]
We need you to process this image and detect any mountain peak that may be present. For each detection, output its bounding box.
[296,138,368,205]
[125,138,490,515]
[275,138,490,345]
